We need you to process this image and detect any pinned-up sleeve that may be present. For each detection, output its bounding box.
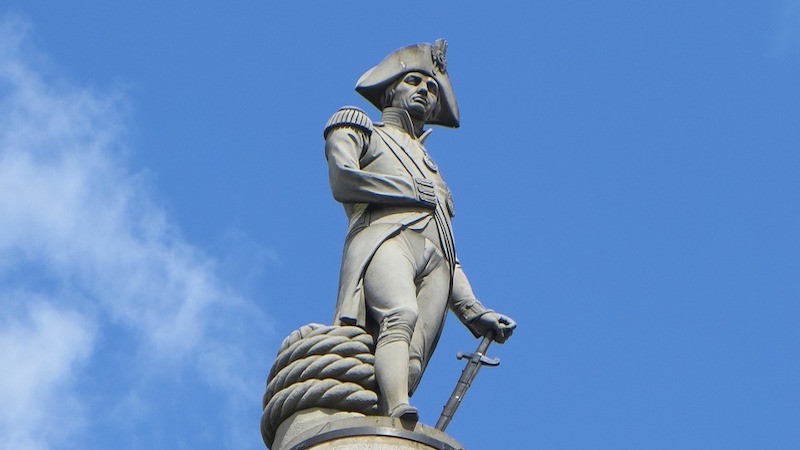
[324,108,431,207]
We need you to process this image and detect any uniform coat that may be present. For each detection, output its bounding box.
[325,107,489,352]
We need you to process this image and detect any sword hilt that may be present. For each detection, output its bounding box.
[457,351,500,366]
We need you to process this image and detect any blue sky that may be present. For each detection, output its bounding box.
[0,2,798,449]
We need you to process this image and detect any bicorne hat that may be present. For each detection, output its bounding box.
[355,39,460,128]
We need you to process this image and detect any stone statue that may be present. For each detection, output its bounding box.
[323,39,516,422]
[260,40,517,449]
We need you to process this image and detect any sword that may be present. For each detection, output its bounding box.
[435,332,500,431]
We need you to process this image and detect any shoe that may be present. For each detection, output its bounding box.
[388,403,419,422]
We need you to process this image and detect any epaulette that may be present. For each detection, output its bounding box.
[323,106,373,139]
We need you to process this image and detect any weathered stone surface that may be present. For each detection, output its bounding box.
[272,408,366,450]
[276,415,465,450]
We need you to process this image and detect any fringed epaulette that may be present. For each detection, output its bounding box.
[323,107,373,139]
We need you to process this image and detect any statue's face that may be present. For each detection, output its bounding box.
[390,71,439,121]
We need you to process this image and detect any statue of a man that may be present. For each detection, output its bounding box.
[323,40,516,422]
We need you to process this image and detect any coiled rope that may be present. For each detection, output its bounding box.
[261,324,379,448]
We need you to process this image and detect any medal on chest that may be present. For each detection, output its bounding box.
[422,150,438,172]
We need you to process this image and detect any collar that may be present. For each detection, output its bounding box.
[380,107,431,141]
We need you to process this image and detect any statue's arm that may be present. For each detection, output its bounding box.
[450,262,491,334]
[324,108,434,207]
[450,261,517,343]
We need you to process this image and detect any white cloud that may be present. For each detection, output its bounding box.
[0,297,95,450]
[0,15,271,449]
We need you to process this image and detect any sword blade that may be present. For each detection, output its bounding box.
[435,332,498,431]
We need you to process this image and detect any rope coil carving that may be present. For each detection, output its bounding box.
[261,324,379,448]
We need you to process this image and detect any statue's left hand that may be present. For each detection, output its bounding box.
[474,312,516,343]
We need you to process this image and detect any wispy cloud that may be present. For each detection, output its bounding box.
[0,297,94,450]
[0,15,270,449]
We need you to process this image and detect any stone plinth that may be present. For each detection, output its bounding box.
[272,410,465,450]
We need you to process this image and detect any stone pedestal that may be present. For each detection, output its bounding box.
[272,410,465,450]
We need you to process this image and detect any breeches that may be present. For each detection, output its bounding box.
[364,227,451,387]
